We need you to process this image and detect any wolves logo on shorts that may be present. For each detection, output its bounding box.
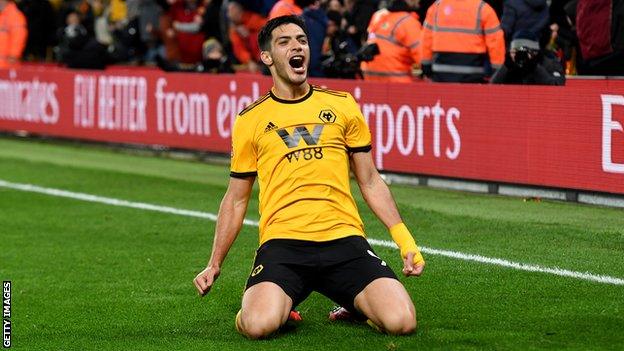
[251,264,264,277]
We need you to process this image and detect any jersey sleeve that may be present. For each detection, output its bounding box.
[230,115,258,178]
[344,93,372,153]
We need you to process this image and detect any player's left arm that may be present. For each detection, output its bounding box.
[350,151,425,277]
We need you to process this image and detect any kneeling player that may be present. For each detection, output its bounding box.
[193,15,425,338]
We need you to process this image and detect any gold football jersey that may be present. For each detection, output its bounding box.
[230,85,372,245]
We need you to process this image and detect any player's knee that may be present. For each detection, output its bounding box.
[242,325,274,340]
[240,311,282,339]
[380,310,416,335]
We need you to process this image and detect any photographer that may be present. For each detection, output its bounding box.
[318,6,382,79]
[157,38,234,73]
[491,30,565,85]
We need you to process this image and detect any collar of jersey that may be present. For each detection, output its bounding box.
[269,84,313,104]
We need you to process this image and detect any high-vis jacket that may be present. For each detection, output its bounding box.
[0,2,27,69]
[422,0,505,82]
[229,11,267,64]
[361,9,421,82]
[268,0,302,19]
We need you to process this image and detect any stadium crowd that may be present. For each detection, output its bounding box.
[1,0,622,83]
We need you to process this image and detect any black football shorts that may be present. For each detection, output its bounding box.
[245,235,398,312]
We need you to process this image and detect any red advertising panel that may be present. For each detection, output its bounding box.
[1,66,623,195]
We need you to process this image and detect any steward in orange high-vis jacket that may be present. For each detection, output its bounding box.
[361,0,422,83]
[0,0,27,69]
[421,0,504,82]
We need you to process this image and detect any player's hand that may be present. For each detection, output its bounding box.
[193,266,220,296]
[402,251,425,277]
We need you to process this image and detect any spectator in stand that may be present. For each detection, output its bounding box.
[326,0,344,12]
[0,0,27,69]
[500,0,549,47]
[92,0,112,46]
[227,0,266,72]
[17,0,56,61]
[107,0,144,62]
[160,0,181,63]
[106,0,132,61]
[548,0,577,74]
[169,0,206,64]
[491,30,565,85]
[202,0,224,43]
[268,0,302,18]
[157,37,235,72]
[343,0,377,47]
[138,0,164,64]
[301,0,328,76]
[575,0,624,76]
[324,8,343,36]
[361,0,421,82]
[56,0,95,38]
[421,0,504,83]
[77,0,97,34]
[322,9,370,78]
[55,10,108,69]
[323,9,358,59]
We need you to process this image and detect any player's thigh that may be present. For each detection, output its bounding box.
[245,240,314,308]
[354,277,416,332]
[241,239,313,327]
[316,236,397,313]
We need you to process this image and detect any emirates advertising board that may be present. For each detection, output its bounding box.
[0,66,623,195]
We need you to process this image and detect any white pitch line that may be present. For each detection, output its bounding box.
[1,179,623,286]
[0,179,258,227]
[367,239,624,285]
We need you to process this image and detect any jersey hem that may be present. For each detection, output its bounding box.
[259,230,366,246]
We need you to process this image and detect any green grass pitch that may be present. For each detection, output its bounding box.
[1,137,623,350]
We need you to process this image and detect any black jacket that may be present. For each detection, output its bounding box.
[491,52,566,85]
[501,0,550,44]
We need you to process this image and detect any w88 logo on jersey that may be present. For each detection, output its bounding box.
[285,147,324,163]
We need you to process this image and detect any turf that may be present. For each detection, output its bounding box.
[1,137,623,350]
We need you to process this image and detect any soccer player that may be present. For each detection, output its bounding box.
[193,15,425,339]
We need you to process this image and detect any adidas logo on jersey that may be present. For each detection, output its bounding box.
[264,122,278,133]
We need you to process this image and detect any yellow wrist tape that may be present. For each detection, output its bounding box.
[389,222,424,265]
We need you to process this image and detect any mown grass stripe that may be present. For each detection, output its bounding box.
[2,179,623,286]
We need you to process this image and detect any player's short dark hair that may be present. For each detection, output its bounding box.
[258,15,308,52]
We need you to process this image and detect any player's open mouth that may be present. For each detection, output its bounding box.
[288,55,306,74]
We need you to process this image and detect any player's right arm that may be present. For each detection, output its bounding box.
[193,176,254,296]
[194,113,258,296]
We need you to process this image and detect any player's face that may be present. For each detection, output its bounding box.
[264,23,310,86]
